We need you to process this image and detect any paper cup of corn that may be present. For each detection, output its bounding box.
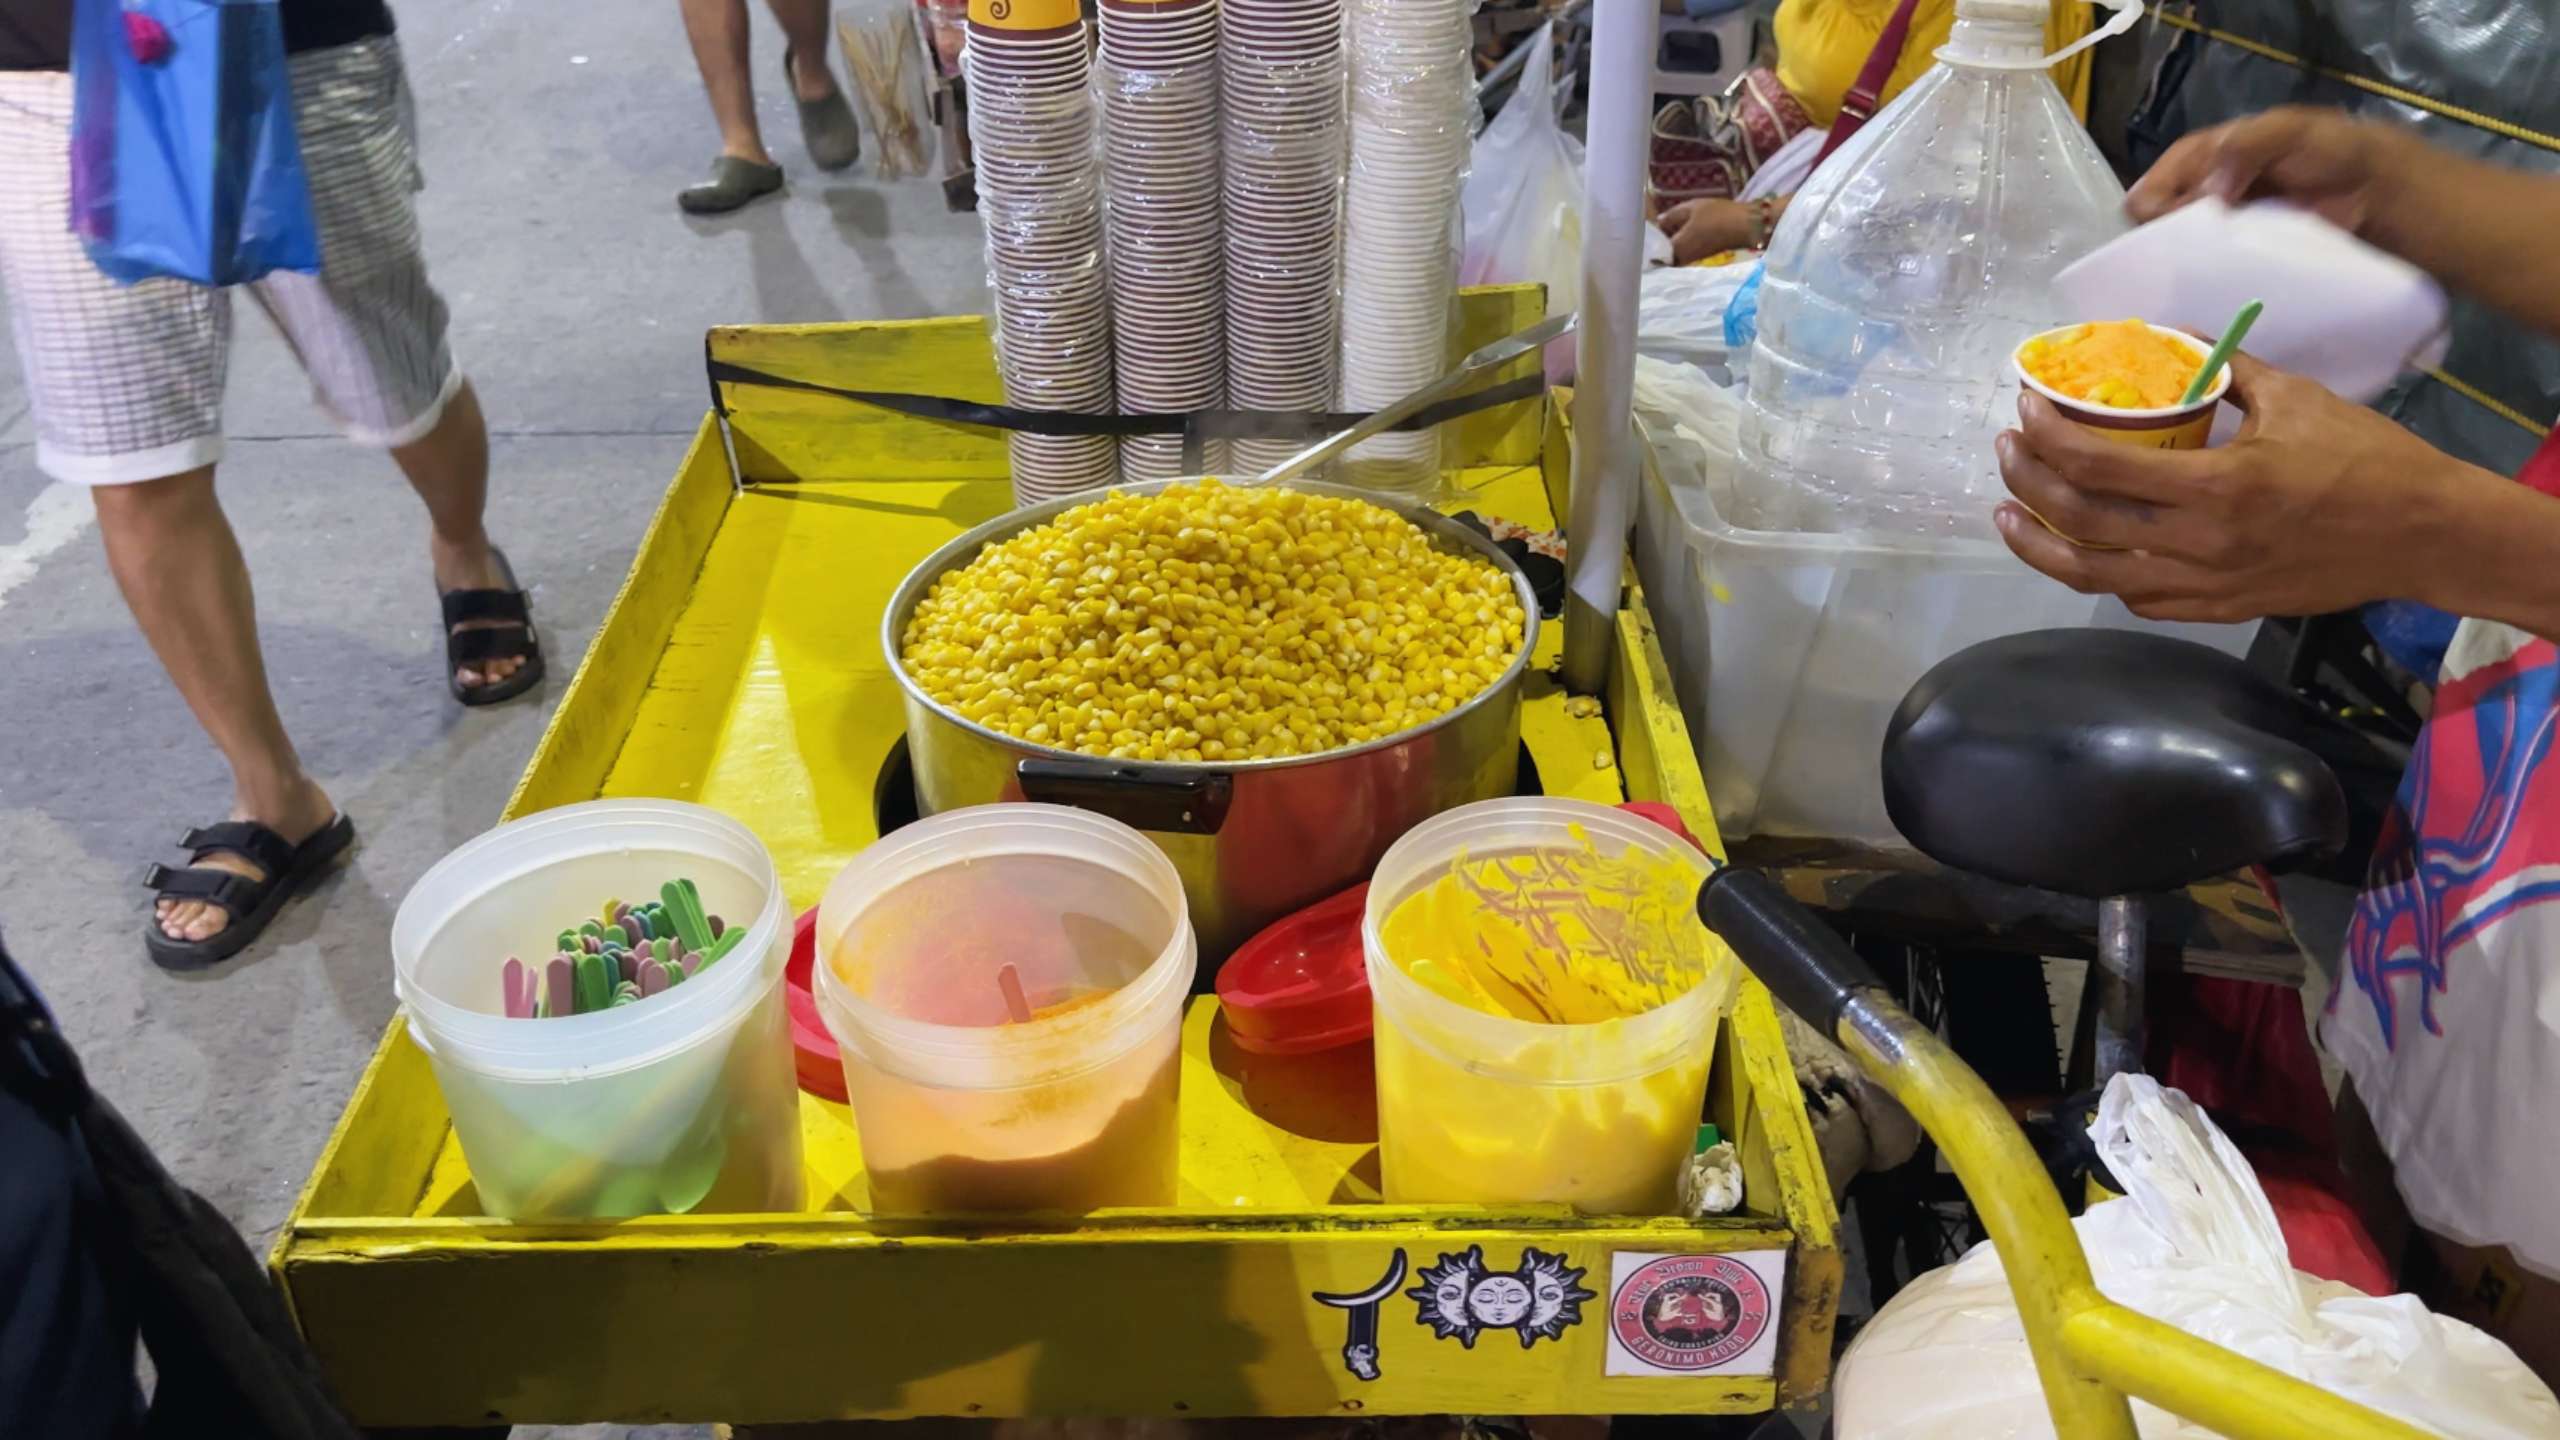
[2014,320,2228,452]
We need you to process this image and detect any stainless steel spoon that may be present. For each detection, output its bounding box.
[1245,312,1577,488]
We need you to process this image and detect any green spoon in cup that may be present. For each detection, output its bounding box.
[2180,299,2265,407]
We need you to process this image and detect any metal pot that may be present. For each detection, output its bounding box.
[883,480,1541,965]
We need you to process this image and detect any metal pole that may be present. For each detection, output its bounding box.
[1560,0,1650,697]
[2093,895,2146,1086]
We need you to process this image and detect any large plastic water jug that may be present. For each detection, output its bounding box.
[1734,0,2139,538]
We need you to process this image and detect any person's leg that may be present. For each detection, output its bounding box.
[767,0,862,171]
[386,381,526,692]
[0,67,337,949]
[682,0,773,164]
[766,0,837,102]
[258,36,535,698]
[90,473,339,943]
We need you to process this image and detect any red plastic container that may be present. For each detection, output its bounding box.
[1216,882,1373,1056]
[1212,802,1707,1057]
[783,906,848,1102]
[1616,801,1700,850]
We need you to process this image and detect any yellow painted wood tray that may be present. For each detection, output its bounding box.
[271,287,1840,1429]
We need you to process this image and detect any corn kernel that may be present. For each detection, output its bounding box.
[901,480,1527,762]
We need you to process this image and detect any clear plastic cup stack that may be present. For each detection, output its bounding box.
[967,14,1121,504]
[1337,0,1472,495]
[1219,0,1347,476]
[1099,0,1227,482]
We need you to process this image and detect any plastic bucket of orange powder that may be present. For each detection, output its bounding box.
[813,804,1196,1215]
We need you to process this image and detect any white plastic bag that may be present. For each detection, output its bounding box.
[1634,356,1742,476]
[1460,23,1580,293]
[1459,23,1585,379]
[1633,355,1747,541]
[1457,21,1669,381]
[1834,1075,2560,1439]
[1637,264,1756,379]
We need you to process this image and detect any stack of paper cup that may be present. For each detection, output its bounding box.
[967,9,1119,503]
[1100,0,1225,482]
[1220,0,1346,477]
[1338,0,1472,496]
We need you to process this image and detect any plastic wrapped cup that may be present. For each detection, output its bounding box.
[815,805,1197,1214]
[393,799,805,1219]
[1362,799,1740,1215]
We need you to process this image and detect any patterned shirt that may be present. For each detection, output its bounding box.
[2326,429,2560,1274]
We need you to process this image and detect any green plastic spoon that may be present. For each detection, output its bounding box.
[2179,299,2264,407]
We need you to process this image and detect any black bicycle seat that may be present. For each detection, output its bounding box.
[1881,629,2348,898]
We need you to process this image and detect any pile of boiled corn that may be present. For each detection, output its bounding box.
[899,480,1528,762]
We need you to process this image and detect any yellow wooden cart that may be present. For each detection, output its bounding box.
[270,285,1844,1430]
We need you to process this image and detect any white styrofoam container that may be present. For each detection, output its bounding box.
[1634,434,2257,845]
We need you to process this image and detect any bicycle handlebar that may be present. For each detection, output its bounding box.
[1695,866,1882,1035]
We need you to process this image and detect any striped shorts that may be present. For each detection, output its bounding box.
[0,35,460,487]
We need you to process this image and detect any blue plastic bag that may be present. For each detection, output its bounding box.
[2361,599,2459,684]
[69,0,321,286]
[1721,261,1764,349]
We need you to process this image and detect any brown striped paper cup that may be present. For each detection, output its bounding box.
[2012,323,2229,548]
[2014,322,2229,452]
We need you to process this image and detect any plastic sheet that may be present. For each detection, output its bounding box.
[836,0,933,180]
[966,7,1119,503]
[1100,0,1226,482]
[1222,0,1348,477]
[1337,0,1475,497]
[2055,198,2449,406]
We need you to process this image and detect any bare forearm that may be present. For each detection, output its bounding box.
[2368,138,2560,339]
[2411,460,2560,645]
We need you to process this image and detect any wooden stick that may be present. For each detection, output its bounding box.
[996,963,1034,1025]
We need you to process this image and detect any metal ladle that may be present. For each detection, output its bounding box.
[1244,313,1577,489]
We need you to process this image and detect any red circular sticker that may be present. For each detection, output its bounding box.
[1610,1255,1772,1372]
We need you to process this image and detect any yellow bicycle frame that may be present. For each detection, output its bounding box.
[1834,996,2429,1440]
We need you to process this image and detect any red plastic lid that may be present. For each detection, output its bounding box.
[1214,805,1703,1057]
[1215,882,1374,1056]
[784,906,848,1103]
[1617,801,1702,850]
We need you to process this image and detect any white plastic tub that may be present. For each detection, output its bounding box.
[1363,799,1739,1215]
[392,799,805,1219]
[814,804,1197,1216]
[1634,426,2257,843]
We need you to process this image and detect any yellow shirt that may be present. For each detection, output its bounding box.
[1775,0,2093,127]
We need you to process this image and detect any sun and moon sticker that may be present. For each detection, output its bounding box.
[1412,1246,1597,1350]
[1311,1246,1594,1380]
[1312,1247,1784,1382]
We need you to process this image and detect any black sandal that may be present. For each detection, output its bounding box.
[442,545,546,707]
[143,815,357,969]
